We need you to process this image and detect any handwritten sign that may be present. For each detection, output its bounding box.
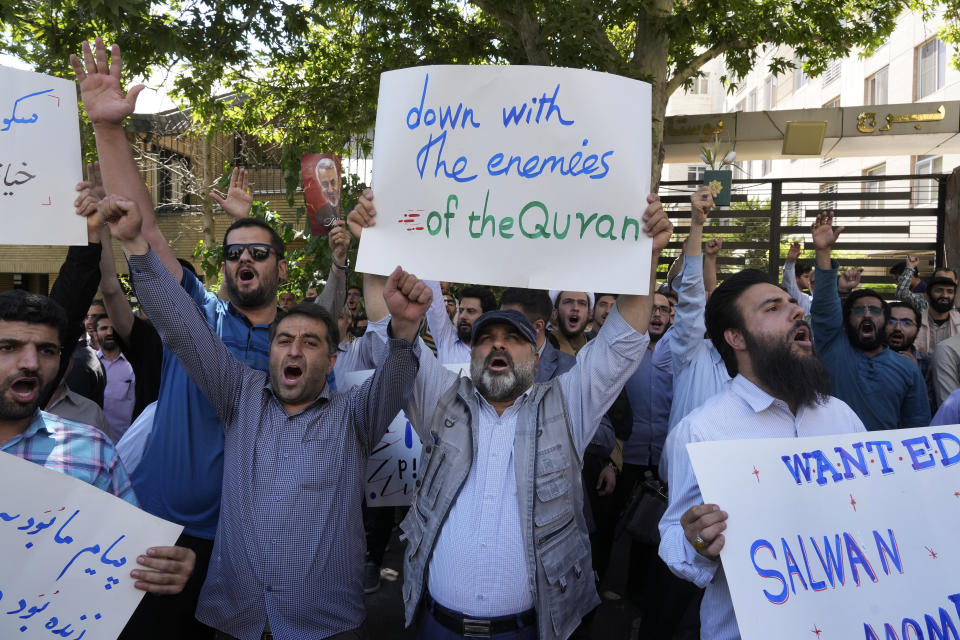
[687,425,960,640]
[1,65,87,245]
[357,66,653,294]
[0,452,182,639]
[343,363,469,507]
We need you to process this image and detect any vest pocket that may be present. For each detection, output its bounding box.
[538,519,592,637]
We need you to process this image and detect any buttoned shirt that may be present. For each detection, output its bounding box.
[428,388,534,616]
[426,280,472,364]
[659,376,865,640]
[46,385,109,433]
[129,249,419,640]
[812,261,930,429]
[622,346,673,466]
[405,306,649,617]
[2,411,137,506]
[97,349,136,441]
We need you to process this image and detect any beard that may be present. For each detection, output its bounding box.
[887,329,916,352]
[457,321,473,344]
[0,372,54,421]
[557,314,585,339]
[743,323,832,410]
[931,296,955,314]
[224,262,280,309]
[471,350,536,403]
[844,317,886,351]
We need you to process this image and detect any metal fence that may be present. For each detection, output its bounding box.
[657,174,948,286]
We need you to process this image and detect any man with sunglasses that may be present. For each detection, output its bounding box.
[810,212,930,430]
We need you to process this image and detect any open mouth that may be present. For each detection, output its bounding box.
[858,321,877,341]
[888,331,904,345]
[282,363,304,385]
[10,377,39,403]
[486,354,511,373]
[565,315,580,330]
[238,266,256,283]
[792,324,812,348]
[650,318,664,330]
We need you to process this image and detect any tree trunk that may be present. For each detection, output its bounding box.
[200,135,215,247]
[631,0,672,191]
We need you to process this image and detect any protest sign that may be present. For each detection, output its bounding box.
[687,425,960,640]
[1,65,87,245]
[0,452,183,640]
[343,362,469,507]
[358,65,653,294]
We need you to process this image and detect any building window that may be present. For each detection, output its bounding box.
[863,164,885,210]
[820,182,838,212]
[914,155,942,206]
[687,165,706,183]
[764,76,778,109]
[865,66,888,105]
[917,38,946,99]
[761,159,773,176]
[794,58,808,90]
[747,89,758,111]
[823,96,840,109]
[687,73,709,95]
[735,99,746,112]
[822,61,841,86]
[820,156,837,167]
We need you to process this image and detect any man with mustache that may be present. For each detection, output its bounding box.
[550,291,593,355]
[896,256,960,354]
[658,267,866,640]
[94,314,136,441]
[423,280,497,364]
[392,196,672,640]
[104,194,429,640]
[810,212,930,430]
[887,302,927,371]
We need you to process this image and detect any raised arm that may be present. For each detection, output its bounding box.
[70,38,182,283]
[102,194,246,426]
[614,194,675,333]
[348,190,388,322]
[896,256,928,313]
[315,220,349,316]
[670,188,714,370]
[811,211,846,348]
[781,242,811,315]
[210,167,253,221]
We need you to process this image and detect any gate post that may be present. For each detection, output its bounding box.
[945,167,960,269]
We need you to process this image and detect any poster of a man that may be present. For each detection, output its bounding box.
[301,153,342,236]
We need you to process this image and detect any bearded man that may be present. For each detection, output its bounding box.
[658,268,867,640]
[810,212,929,430]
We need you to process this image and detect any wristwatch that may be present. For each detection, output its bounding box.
[333,258,350,272]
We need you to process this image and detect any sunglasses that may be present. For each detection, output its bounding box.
[850,305,884,317]
[224,243,274,262]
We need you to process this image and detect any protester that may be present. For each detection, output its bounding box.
[896,256,960,354]
[0,290,196,597]
[659,269,866,640]
[549,290,594,355]
[586,293,617,339]
[887,301,929,374]
[781,241,812,315]
[810,212,930,430]
[104,191,429,640]
[70,37,349,639]
[279,291,298,311]
[94,313,136,441]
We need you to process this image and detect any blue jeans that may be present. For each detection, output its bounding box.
[416,610,537,640]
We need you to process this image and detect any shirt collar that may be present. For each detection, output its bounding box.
[730,375,779,413]
[474,385,533,415]
[263,378,332,414]
[2,411,52,450]
[226,301,280,328]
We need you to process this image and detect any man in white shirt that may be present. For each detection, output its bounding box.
[659,266,866,640]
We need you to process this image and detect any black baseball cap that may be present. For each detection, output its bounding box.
[471,310,537,347]
[929,275,957,288]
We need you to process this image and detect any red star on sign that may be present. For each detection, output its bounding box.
[849,494,857,512]
[811,624,823,638]
[752,466,760,483]
[925,546,938,559]
[953,491,960,498]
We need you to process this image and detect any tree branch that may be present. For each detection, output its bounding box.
[574,0,626,73]
[471,0,551,65]
[665,38,750,97]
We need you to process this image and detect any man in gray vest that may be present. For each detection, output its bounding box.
[345,189,672,639]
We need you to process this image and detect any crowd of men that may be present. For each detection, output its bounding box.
[3,37,959,640]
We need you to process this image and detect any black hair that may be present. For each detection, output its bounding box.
[842,289,890,324]
[0,290,68,348]
[705,269,777,378]
[92,313,111,331]
[889,261,906,277]
[177,257,199,278]
[499,288,553,324]
[929,268,959,288]
[460,285,497,314]
[594,292,618,302]
[222,218,285,260]
[795,262,812,277]
[888,301,922,326]
[269,302,339,353]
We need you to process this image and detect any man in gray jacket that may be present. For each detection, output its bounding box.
[346,190,672,640]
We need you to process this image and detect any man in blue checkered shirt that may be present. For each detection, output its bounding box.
[0,289,196,596]
[103,193,431,640]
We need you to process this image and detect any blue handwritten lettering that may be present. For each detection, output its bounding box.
[99,535,127,568]
[56,544,100,582]
[1,89,53,132]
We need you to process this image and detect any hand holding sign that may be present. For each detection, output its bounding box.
[130,546,195,594]
[69,38,144,127]
[329,220,350,266]
[643,194,673,254]
[347,189,377,239]
[680,503,728,559]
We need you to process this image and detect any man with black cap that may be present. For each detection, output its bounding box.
[896,256,960,354]
[382,196,673,640]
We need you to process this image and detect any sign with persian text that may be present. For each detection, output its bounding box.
[357,65,653,294]
[0,452,183,639]
[688,425,960,640]
[1,65,87,245]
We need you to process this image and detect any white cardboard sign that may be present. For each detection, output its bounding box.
[687,425,960,640]
[0,65,87,245]
[0,452,183,639]
[358,65,653,294]
[343,363,469,507]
